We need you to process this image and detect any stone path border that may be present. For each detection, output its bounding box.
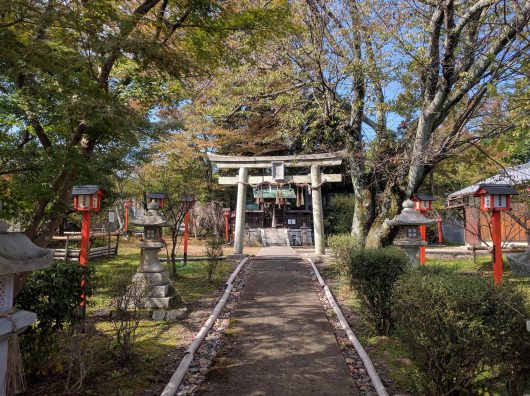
[161,257,249,396]
[307,257,389,396]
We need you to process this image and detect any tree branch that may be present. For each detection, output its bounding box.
[98,0,162,89]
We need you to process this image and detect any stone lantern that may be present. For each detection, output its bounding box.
[130,202,178,309]
[0,213,53,393]
[385,199,435,266]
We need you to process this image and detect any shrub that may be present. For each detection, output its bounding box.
[347,247,410,335]
[110,273,150,361]
[328,233,361,278]
[16,261,94,372]
[393,268,530,395]
[206,237,223,282]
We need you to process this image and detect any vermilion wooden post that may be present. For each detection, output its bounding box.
[79,211,91,308]
[419,224,426,265]
[124,204,129,233]
[80,211,91,266]
[436,215,443,244]
[491,210,503,285]
[224,212,230,243]
[183,210,189,265]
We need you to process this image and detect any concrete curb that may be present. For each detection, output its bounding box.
[307,257,389,396]
[161,257,249,396]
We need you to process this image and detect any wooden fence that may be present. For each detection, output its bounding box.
[52,231,120,261]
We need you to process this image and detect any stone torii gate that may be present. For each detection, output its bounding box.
[207,152,344,255]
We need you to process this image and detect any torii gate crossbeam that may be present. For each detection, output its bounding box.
[208,152,345,255]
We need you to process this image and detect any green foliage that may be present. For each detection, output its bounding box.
[324,195,355,235]
[346,247,410,335]
[393,268,530,395]
[0,0,291,241]
[328,233,361,278]
[16,261,94,372]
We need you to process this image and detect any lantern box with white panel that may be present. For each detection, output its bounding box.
[412,193,436,213]
[473,184,518,212]
[146,192,167,209]
[72,185,104,212]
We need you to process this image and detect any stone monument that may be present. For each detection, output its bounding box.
[507,249,530,276]
[0,209,54,394]
[130,202,179,309]
[385,199,435,266]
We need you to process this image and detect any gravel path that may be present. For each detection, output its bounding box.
[196,247,358,396]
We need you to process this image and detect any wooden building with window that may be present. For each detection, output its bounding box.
[446,163,530,246]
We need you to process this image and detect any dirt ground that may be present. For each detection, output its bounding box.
[159,236,262,257]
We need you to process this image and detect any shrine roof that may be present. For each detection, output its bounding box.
[448,162,530,199]
[72,185,102,195]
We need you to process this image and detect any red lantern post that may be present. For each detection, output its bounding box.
[436,215,443,245]
[124,199,132,233]
[223,208,231,243]
[72,185,104,308]
[474,184,517,284]
[412,193,436,265]
[183,210,190,263]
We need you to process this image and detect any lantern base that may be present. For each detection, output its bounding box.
[393,244,422,267]
[131,272,180,309]
[144,296,181,309]
[132,272,170,286]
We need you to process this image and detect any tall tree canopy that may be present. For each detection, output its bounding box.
[0,0,290,246]
[177,0,530,246]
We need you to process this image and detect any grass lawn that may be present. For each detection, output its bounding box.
[89,239,237,309]
[322,254,530,395]
[24,238,239,396]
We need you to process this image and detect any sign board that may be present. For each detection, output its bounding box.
[271,161,285,181]
[108,211,115,223]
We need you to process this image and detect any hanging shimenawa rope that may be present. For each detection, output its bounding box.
[1,311,26,395]
[296,185,301,207]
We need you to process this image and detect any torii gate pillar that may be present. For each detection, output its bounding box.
[311,165,325,255]
[234,167,248,255]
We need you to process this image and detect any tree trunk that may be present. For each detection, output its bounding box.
[349,165,375,246]
[26,166,76,247]
[350,157,429,247]
[365,188,402,247]
[406,111,436,196]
